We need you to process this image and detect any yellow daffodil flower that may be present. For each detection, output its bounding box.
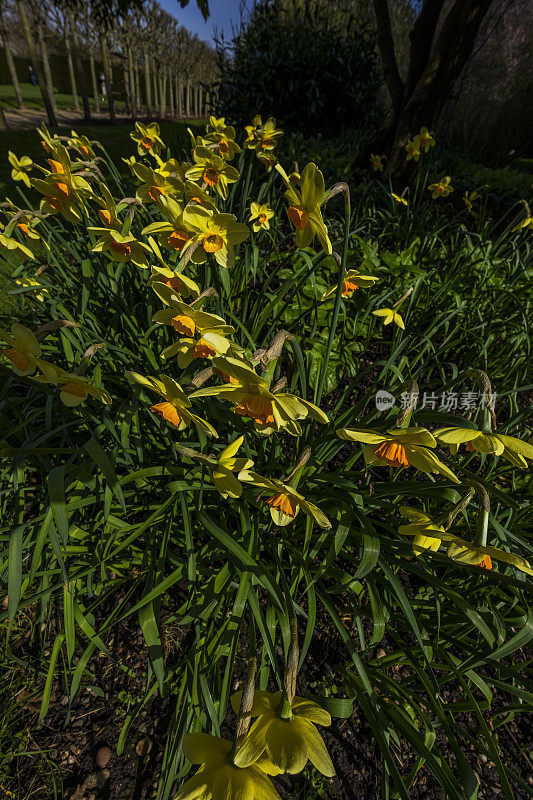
[276,162,332,254]
[176,435,254,498]
[87,227,152,268]
[175,733,281,800]
[372,307,405,329]
[397,507,533,574]
[14,275,49,302]
[12,214,50,253]
[151,282,234,338]
[256,151,278,172]
[512,215,533,232]
[417,127,435,152]
[206,116,230,134]
[398,506,444,554]
[125,372,218,438]
[186,147,239,200]
[0,322,52,377]
[130,121,164,157]
[68,130,96,159]
[370,154,383,172]
[147,264,200,300]
[142,196,193,254]
[428,176,453,199]
[445,537,533,575]
[164,330,244,368]
[94,182,121,229]
[244,115,283,152]
[239,471,331,528]
[230,690,335,777]
[38,123,61,156]
[336,427,459,482]
[33,168,92,223]
[131,161,184,204]
[35,364,111,407]
[204,126,241,161]
[8,152,33,187]
[249,202,274,232]
[180,205,250,268]
[391,192,408,206]
[405,139,421,161]
[0,229,34,262]
[191,356,329,436]
[434,426,533,469]
[321,269,378,301]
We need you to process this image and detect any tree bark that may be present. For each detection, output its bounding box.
[152,56,159,109]
[0,99,8,129]
[99,30,115,123]
[89,43,100,113]
[68,6,91,122]
[0,6,25,109]
[144,49,152,117]
[186,79,190,116]
[37,16,57,114]
[64,25,80,112]
[372,0,496,173]
[127,46,136,118]
[15,0,57,126]
[168,66,174,117]
[176,75,182,117]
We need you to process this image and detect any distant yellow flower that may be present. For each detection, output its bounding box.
[130,121,164,157]
[321,269,378,301]
[230,690,335,777]
[14,275,49,302]
[428,176,453,199]
[186,147,239,200]
[372,307,405,329]
[0,229,34,262]
[370,154,383,172]
[391,193,408,206]
[405,139,421,161]
[244,115,283,152]
[512,215,533,232]
[68,130,96,159]
[239,472,331,528]
[125,372,218,438]
[8,152,33,187]
[417,127,435,152]
[256,151,278,172]
[131,162,184,204]
[174,733,281,800]
[337,427,459,482]
[249,202,274,232]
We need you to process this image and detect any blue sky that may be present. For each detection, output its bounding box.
[158,0,247,44]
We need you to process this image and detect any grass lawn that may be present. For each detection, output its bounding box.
[0,82,81,111]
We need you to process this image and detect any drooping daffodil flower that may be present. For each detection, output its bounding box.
[276,162,332,255]
[176,435,254,498]
[321,269,378,301]
[240,471,331,528]
[434,425,533,469]
[337,427,459,482]
[372,307,405,329]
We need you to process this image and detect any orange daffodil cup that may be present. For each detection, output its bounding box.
[321,269,378,301]
[336,426,459,482]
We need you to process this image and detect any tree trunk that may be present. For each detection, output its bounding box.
[144,49,152,118]
[152,56,158,110]
[65,28,80,112]
[186,79,190,116]
[176,75,182,117]
[168,66,174,117]
[127,46,136,118]
[371,0,496,173]
[0,12,25,109]
[134,61,140,113]
[0,99,8,129]
[89,44,100,113]
[99,30,115,123]
[68,7,91,122]
[159,69,166,118]
[37,18,57,114]
[15,0,56,126]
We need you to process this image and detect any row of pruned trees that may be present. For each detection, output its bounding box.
[0,0,217,127]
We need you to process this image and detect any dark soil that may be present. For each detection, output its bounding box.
[3,600,532,800]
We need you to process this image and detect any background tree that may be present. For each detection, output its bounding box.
[0,0,25,110]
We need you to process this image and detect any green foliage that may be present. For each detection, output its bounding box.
[217,0,381,136]
[0,119,532,800]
